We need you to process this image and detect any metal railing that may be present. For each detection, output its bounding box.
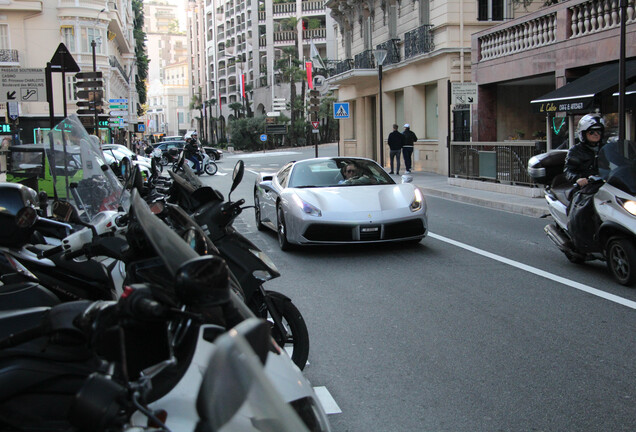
[404,25,434,59]
[0,49,19,64]
[109,55,129,84]
[376,39,401,66]
[450,141,546,186]
[354,49,375,69]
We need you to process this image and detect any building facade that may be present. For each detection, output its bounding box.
[0,0,138,145]
[325,0,542,175]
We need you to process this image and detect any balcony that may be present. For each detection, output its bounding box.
[376,39,401,66]
[404,25,434,59]
[273,2,296,15]
[354,50,375,69]
[109,55,129,84]
[302,1,325,12]
[302,28,326,41]
[0,49,19,66]
[476,0,635,63]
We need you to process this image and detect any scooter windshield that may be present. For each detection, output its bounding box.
[599,139,636,195]
[45,115,129,222]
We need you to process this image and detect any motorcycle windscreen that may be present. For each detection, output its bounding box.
[599,139,636,195]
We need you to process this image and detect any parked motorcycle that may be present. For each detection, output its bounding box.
[166,162,310,370]
[528,138,636,285]
[172,149,218,176]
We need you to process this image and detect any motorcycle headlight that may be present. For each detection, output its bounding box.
[292,194,322,217]
[249,248,280,278]
[410,188,424,212]
[618,198,636,216]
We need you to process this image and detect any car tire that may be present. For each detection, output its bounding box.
[254,192,266,231]
[606,237,636,286]
[277,204,292,251]
[254,291,309,370]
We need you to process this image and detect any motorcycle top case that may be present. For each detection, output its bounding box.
[527,150,568,185]
[0,183,39,247]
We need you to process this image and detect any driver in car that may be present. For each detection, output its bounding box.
[339,163,374,185]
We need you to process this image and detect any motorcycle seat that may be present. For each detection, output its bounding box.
[550,174,576,206]
[0,282,60,311]
[0,307,50,342]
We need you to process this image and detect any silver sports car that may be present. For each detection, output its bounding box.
[254,157,428,250]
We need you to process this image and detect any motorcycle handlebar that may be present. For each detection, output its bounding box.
[39,244,64,258]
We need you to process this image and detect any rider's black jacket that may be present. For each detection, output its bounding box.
[564,141,603,184]
[185,139,198,157]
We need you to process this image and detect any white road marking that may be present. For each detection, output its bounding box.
[313,386,342,414]
[429,232,636,310]
[226,151,301,159]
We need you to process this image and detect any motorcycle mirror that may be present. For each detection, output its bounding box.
[52,199,81,223]
[120,157,132,182]
[174,255,231,307]
[228,160,244,201]
[15,206,38,228]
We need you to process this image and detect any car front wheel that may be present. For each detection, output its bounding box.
[277,204,292,251]
[254,193,265,231]
[607,237,636,286]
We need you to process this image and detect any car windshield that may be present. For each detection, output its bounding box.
[45,114,129,222]
[599,139,636,195]
[107,145,134,158]
[288,158,395,188]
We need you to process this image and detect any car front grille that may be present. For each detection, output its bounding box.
[302,218,425,242]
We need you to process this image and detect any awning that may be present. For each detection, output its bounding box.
[531,59,636,113]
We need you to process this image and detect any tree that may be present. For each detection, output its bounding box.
[228,102,244,118]
[228,116,267,151]
[132,0,149,116]
[276,47,306,146]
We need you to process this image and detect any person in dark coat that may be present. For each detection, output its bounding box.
[387,124,404,175]
[402,124,418,173]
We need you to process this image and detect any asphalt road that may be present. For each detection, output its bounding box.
[206,149,636,431]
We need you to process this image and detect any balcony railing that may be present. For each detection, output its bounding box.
[302,1,324,12]
[354,50,375,69]
[109,55,129,84]
[274,30,296,42]
[477,0,635,61]
[0,49,19,64]
[376,39,401,66]
[303,28,326,40]
[273,2,296,14]
[404,25,434,59]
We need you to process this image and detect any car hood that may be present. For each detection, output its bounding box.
[292,184,421,214]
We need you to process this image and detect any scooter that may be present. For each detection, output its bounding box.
[166,162,310,370]
[172,149,218,176]
[528,138,636,285]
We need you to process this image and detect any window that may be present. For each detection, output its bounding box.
[81,27,103,53]
[66,75,77,101]
[178,96,184,106]
[478,0,505,21]
[61,26,75,51]
[0,24,9,50]
[178,112,184,123]
[425,84,438,139]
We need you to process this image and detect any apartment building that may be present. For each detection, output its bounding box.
[471,0,636,147]
[187,0,208,137]
[201,0,334,141]
[325,0,542,175]
[0,0,137,144]
[144,0,190,136]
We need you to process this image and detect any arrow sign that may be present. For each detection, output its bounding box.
[109,110,128,116]
[76,90,103,99]
[109,104,128,109]
[75,71,103,79]
[6,91,16,100]
[75,81,103,88]
[109,98,128,103]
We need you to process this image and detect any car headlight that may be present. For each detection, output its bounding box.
[292,194,322,217]
[410,188,424,212]
[618,198,636,216]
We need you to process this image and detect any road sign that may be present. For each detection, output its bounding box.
[76,90,103,99]
[311,121,320,129]
[7,101,19,120]
[77,108,104,115]
[260,134,267,142]
[136,123,146,132]
[308,106,319,113]
[451,82,478,105]
[75,72,103,80]
[0,68,47,102]
[109,98,128,104]
[266,111,281,117]
[265,124,287,135]
[109,110,128,116]
[75,80,103,88]
[109,104,128,109]
[333,102,349,119]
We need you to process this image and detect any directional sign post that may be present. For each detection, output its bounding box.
[0,68,47,102]
[451,82,478,105]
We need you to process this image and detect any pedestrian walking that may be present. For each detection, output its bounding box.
[402,124,418,173]
[387,124,404,174]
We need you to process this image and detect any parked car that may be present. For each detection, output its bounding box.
[254,157,428,250]
[102,143,151,165]
[101,146,151,179]
[203,146,223,161]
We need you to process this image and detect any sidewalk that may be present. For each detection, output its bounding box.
[397,171,550,218]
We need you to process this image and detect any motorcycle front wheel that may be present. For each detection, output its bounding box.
[254,291,309,370]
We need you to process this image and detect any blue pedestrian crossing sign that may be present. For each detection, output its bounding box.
[333,102,350,119]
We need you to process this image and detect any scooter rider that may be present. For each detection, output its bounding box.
[564,114,605,187]
[185,135,202,175]
[563,113,606,251]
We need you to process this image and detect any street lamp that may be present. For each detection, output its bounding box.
[373,49,387,168]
